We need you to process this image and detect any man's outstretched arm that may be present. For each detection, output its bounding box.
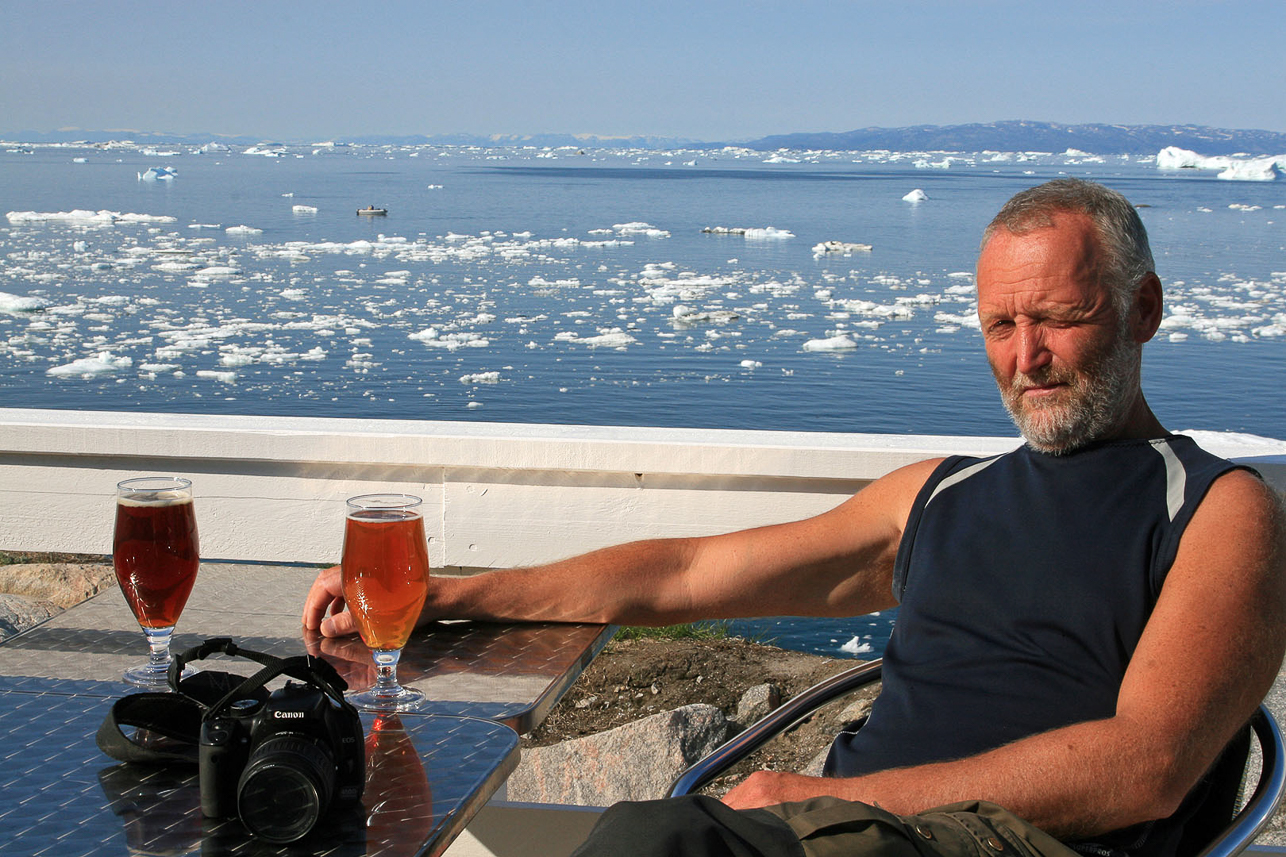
[724,470,1286,840]
[302,458,939,637]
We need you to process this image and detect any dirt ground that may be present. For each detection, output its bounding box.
[524,636,878,795]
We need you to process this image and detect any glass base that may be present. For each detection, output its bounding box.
[122,662,193,689]
[348,685,425,712]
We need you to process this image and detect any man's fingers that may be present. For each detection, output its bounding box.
[321,609,358,638]
[302,565,344,630]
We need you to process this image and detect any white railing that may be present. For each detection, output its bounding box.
[2,408,1283,569]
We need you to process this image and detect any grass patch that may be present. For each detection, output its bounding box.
[614,621,734,642]
[0,550,108,566]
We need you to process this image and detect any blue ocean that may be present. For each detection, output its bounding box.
[3,141,1284,658]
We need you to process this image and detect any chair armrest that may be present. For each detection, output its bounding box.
[1198,705,1286,857]
[667,659,883,798]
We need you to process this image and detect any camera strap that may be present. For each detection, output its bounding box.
[96,637,353,766]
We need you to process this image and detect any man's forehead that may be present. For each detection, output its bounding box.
[976,213,1112,313]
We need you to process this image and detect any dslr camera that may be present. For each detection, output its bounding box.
[198,678,364,843]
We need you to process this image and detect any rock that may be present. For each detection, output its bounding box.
[0,563,115,641]
[735,682,781,725]
[801,746,830,777]
[833,698,874,730]
[0,563,115,608]
[508,703,733,806]
[0,594,59,641]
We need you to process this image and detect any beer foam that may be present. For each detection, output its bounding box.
[118,493,193,507]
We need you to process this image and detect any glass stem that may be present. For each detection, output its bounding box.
[142,626,174,676]
[371,648,403,695]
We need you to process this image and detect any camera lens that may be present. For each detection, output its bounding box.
[236,736,335,844]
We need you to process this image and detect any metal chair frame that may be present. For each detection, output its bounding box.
[667,659,1285,857]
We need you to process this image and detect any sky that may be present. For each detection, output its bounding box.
[2,0,1283,143]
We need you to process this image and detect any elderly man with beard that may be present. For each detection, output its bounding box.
[304,179,1286,857]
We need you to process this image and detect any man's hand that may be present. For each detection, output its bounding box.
[721,771,840,810]
[302,564,359,637]
[301,625,375,687]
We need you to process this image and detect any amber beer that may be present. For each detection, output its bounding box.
[341,511,429,650]
[113,496,200,628]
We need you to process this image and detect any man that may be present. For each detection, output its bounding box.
[304,179,1286,857]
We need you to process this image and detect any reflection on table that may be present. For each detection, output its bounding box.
[1,689,517,857]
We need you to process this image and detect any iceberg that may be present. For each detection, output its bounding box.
[1156,147,1281,180]
[1218,158,1281,182]
[0,292,50,315]
[138,167,177,182]
[292,205,319,214]
[802,334,858,351]
[46,351,132,378]
[813,241,873,255]
[903,188,928,202]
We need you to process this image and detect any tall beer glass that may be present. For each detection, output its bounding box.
[342,494,429,711]
[113,477,200,687]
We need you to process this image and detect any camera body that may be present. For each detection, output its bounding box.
[199,681,364,843]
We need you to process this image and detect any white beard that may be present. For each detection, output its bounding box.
[995,330,1141,455]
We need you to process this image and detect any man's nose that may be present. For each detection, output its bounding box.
[1015,324,1051,375]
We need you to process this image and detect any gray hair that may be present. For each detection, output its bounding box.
[980,179,1155,318]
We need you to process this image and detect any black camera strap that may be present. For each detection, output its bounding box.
[97,637,353,766]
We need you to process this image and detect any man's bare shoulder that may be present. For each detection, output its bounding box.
[1200,468,1286,532]
[829,457,946,528]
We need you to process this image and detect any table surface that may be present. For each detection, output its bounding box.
[0,562,615,732]
[0,685,518,857]
[0,562,615,856]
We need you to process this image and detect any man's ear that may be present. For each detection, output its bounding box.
[1131,273,1164,343]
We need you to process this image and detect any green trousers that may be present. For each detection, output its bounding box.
[571,795,1086,857]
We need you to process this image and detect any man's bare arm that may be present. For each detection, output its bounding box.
[724,470,1286,839]
[302,458,939,637]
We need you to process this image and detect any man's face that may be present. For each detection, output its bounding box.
[976,213,1141,454]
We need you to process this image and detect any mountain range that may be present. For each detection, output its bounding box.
[6,121,1286,156]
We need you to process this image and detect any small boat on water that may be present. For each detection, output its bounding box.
[357,206,388,216]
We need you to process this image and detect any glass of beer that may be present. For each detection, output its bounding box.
[113,476,200,687]
[341,493,429,711]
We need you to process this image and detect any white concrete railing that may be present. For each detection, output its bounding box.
[2,408,1283,568]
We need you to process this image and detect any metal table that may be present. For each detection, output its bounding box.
[0,562,616,855]
[0,683,518,856]
[0,563,616,732]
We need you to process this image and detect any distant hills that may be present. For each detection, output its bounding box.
[6,121,1286,156]
[742,121,1286,156]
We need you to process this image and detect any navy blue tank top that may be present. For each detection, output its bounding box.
[827,436,1244,856]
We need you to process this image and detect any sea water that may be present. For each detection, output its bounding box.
[3,142,1284,657]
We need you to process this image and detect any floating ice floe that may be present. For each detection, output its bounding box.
[5,210,177,226]
[459,372,501,384]
[197,370,238,383]
[903,188,928,202]
[554,328,637,348]
[701,226,794,240]
[409,329,490,350]
[739,359,762,369]
[46,351,132,378]
[138,167,177,182]
[226,225,263,235]
[292,205,318,214]
[812,240,873,255]
[613,222,670,239]
[0,292,49,315]
[841,636,874,655]
[672,305,740,324]
[802,334,858,351]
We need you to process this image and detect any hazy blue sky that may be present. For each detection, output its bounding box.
[3,0,1282,142]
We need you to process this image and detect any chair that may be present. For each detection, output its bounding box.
[667,659,1286,857]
